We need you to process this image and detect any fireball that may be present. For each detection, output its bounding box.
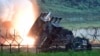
[0,0,39,47]
[11,0,39,46]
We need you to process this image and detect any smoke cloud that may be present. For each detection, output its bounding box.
[0,0,40,44]
[0,0,39,25]
[0,0,40,29]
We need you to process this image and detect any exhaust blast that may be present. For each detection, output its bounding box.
[0,0,40,47]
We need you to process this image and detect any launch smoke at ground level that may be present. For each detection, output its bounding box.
[0,0,40,47]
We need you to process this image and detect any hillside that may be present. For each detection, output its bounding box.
[38,0,100,29]
[38,0,100,21]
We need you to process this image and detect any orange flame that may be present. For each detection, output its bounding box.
[10,0,39,47]
[0,0,40,48]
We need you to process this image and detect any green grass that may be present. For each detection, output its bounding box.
[60,21,100,30]
[39,0,100,21]
[39,1,100,30]
[0,50,100,56]
[40,0,100,13]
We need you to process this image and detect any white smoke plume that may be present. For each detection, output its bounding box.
[0,0,39,24]
[0,0,40,30]
[0,0,40,44]
[0,0,25,21]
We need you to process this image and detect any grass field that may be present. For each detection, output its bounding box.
[60,20,100,30]
[39,0,100,21]
[38,0,100,30]
[0,50,100,56]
